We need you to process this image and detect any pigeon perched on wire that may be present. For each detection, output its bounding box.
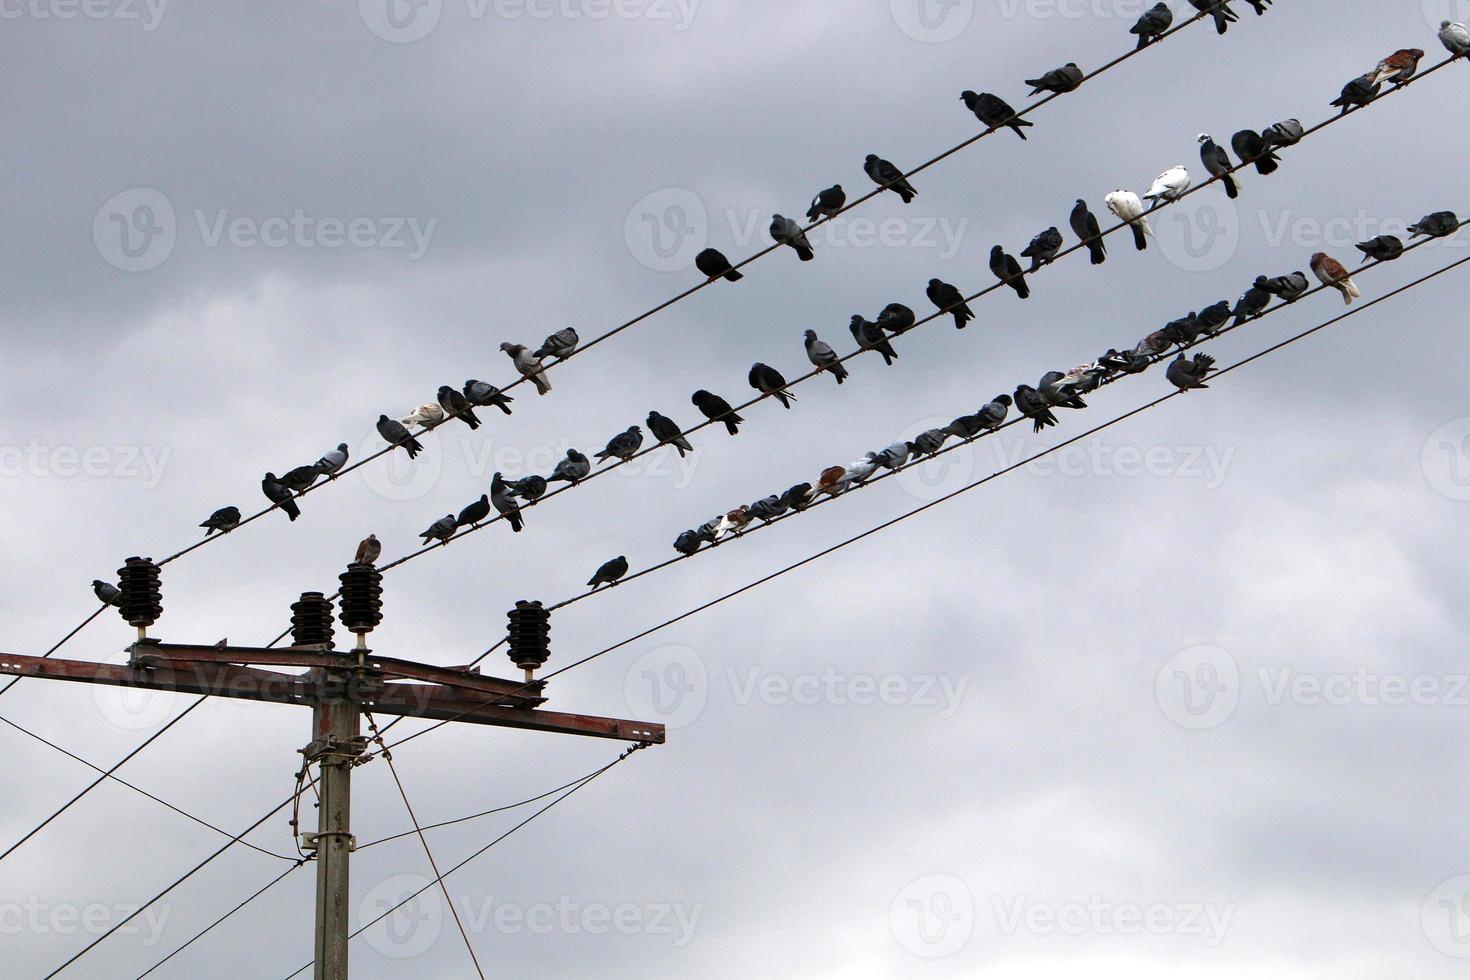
[456,494,491,528]
[200,506,241,536]
[696,516,724,545]
[1440,20,1470,61]
[927,278,974,328]
[262,473,301,521]
[547,449,590,485]
[314,443,349,479]
[596,426,644,464]
[1105,190,1152,251]
[1262,118,1304,149]
[1070,199,1107,265]
[804,330,847,385]
[1189,0,1237,35]
[1231,130,1280,176]
[587,556,629,590]
[437,385,481,430]
[695,247,743,283]
[1370,49,1425,88]
[1258,272,1309,303]
[770,214,815,261]
[876,303,917,335]
[464,380,514,415]
[1056,362,1109,393]
[420,515,458,545]
[378,415,424,459]
[990,245,1029,299]
[510,475,548,502]
[1167,353,1217,391]
[280,465,320,494]
[960,91,1033,139]
[500,343,551,395]
[864,156,918,203]
[812,466,849,500]
[1021,227,1063,273]
[1196,300,1232,336]
[850,316,898,365]
[647,411,693,456]
[719,507,753,537]
[1409,212,1461,239]
[1098,348,1152,374]
[780,483,813,512]
[946,414,984,440]
[692,390,743,435]
[1040,371,1088,410]
[1025,63,1083,96]
[1356,235,1404,262]
[913,429,950,456]
[872,442,912,470]
[1143,166,1191,209]
[490,472,523,532]
[93,580,122,607]
[401,403,445,428]
[806,184,846,221]
[1130,330,1174,360]
[355,534,381,564]
[748,495,789,523]
[749,363,797,408]
[1197,135,1239,199]
[1231,281,1273,325]
[1130,2,1173,48]
[1331,75,1381,114]
[1311,253,1361,305]
[845,454,881,486]
[1014,386,1058,433]
[673,530,702,556]
[977,394,1012,432]
[534,328,579,361]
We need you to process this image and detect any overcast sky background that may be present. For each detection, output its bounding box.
[4,0,1470,976]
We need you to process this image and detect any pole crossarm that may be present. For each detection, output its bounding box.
[0,645,665,744]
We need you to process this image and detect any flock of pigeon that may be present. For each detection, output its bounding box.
[91,13,1470,609]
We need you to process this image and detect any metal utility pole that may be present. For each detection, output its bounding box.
[2,562,663,980]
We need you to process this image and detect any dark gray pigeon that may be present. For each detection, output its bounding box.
[262,473,301,521]
[696,516,723,544]
[647,411,693,456]
[1039,372,1086,410]
[871,442,911,470]
[1331,75,1381,114]
[1356,235,1404,262]
[913,429,950,456]
[692,390,743,435]
[946,414,984,439]
[534,327,579,361]
[1130,2,1173,48]
[770,215,815,261]
[93,580,122,607]
[1231,282,1273,325]
[780,483,813,513]
[1098,349,1152,375]
[1025,63,1083,96]
[200,505,241,536]
[927,279,974,329]
[804,330,847,385]
[1014,386,1058,433]
[1196,300,1232,335]
[547,449,590,485]
[1167,353,1217,391]
[807,184,847,221]
[1409,212,1461,239]
[850,316,898,365]
[673,530,701,556]
[695,247,743,282]
[378,415,423,459]
[876,303,917,335]
[1020,227,1063,272]
[456,494,491,528]
[1131,331,1174,359]
[749,363,796,409]
[587,556,629,590]
[1231,130,1279,176]
[438,385,481,430]
[863,155,917,203]
[748,494,789,523]
[463,380,514,415]
[510,475,547,501]
[977,394,1011,431]
[595,426,644,463]
[1070,200,1106,265]
[420,514,458,545]
[960,91,1033,139]
[1162,313,1204,348]
[1243,0,1270,13]
[490,472,523,532]
[1197,134,1240,199]
[280,465,320,494]
[1189,0,1237,35]
[990,244,1030,298]
[1258,272,1309,302]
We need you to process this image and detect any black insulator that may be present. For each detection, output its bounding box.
[290,592,336,648]
[506,600,550,671]
[116,556,163,629]
[338,562,383,634]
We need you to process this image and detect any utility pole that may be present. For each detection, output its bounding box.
[2,561,663,980]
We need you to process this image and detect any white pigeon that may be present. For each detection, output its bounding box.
[401,403,445,427]
[1441,20,1470,59]
[1105,189,1153,251]
[500,342,552,395]
[845,454,881,486]
[1142,165,1191,209]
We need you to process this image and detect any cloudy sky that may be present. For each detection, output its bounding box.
[5,0,1470,976]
